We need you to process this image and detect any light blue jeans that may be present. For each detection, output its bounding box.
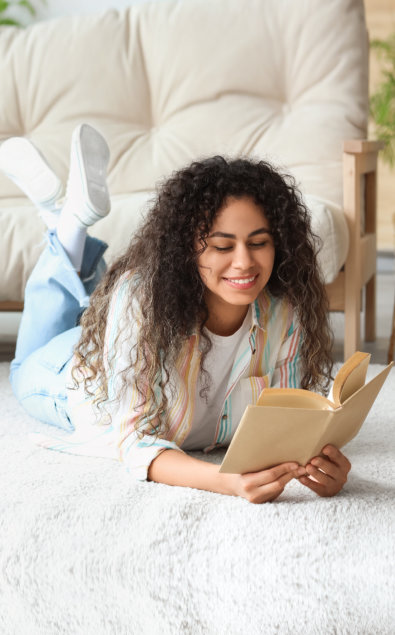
[10,231,107,431]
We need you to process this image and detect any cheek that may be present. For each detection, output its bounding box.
[264,248,275,269]
[197,252,221,276]
[198,267,208,285]
[197,255,211,285]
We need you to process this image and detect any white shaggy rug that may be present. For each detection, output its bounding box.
[0,361,394,635]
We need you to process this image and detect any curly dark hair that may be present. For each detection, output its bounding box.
[73,156,333,436]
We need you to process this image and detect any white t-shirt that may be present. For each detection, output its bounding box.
[182,308,251,451]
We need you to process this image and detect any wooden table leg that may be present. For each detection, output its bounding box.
[388,291,395,363]
[388,213,395,364]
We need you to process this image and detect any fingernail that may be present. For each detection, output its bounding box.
[297,467,306,476]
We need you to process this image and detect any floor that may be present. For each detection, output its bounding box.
[0,254,394,365]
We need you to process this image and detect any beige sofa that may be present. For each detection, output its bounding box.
[0,0,380,358]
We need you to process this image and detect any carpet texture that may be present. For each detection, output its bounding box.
[0,361,394,635]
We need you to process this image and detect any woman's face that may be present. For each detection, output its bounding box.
[197,196,275,330]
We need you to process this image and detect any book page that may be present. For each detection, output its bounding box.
[315,363,393,451]
[256,387,335,410]
[332,351,370,406]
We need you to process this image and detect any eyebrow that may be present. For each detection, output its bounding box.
[209,228,272,238]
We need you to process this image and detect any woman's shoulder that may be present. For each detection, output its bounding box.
[106,270,143,328]
[109,270,141,307]
[105,270,144,352]
[113,269,140,292]
[254,289,298,330]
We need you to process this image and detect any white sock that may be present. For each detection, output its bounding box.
[56,199,87,272]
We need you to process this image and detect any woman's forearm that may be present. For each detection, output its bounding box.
[147,449,303,504]
[147,449,235,496]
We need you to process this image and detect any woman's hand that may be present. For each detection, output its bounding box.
[298,444,351,497]
[231,462,306,504]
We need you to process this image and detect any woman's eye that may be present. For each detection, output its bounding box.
[250,241,268,248]
[212,241,269,252]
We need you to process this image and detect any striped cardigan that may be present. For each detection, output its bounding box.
[32,272,302,481]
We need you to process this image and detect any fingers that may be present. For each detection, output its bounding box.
[244,462,301,486]
[239,462,303,504]
[304,463,334,485]
[242,471,293,504]
[321,445,352,473]
[308,456,338,479]
[298,474,324,495]
[298,446,352,498]
[302,445,351,482]
[238,452,352,504]
[264,469,299,492]
[298,459,336,494]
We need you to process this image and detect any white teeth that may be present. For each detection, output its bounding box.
[227,276,256,285]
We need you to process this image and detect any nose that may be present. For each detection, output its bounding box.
[232,243,254,270]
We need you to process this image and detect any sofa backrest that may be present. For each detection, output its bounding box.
[0,0,368,207]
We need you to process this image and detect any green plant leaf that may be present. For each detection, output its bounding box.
[0,16,20,25]
[18,0,35,16]
[371,37,395,72]
[371,39,391,54]
[0,0,46,26]
[369,31,395,167]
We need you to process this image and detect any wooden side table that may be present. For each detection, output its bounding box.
[389,305,395,363]
[388,212,395,363]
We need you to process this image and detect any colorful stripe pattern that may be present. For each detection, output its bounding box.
[31,276,302,481]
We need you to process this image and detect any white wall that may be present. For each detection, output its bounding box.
[6,0,161,26]
[31,0,159,24]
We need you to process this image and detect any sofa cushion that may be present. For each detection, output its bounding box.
[303,195,349,285]
[0,0,368,300]
[0,192,349,302]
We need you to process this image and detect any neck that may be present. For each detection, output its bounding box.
[205,302,249,336]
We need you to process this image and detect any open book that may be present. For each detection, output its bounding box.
[219,352,393,474]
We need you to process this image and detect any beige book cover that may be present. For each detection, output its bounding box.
[219,352,393,474]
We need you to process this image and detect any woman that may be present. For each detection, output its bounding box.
[1,124,351,504]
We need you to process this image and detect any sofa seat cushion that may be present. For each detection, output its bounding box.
[0,193,348,302]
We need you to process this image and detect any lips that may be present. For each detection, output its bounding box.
[223,274,258,289]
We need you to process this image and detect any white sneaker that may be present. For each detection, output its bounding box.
[0,137,64,212]
[65,123,111,227]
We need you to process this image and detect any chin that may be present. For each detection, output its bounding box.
[225,291,259,305]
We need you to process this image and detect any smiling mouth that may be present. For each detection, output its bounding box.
[223,274,258,288]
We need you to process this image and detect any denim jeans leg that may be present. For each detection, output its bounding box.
[12,327,81,430]
[10,231,108,429]
[12,231,107,369]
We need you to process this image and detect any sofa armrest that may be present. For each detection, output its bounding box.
[340,138,384,358]
[343,140,384,154]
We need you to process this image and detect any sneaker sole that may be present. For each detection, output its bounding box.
[0,137,63,206]
[73,124,110,225]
